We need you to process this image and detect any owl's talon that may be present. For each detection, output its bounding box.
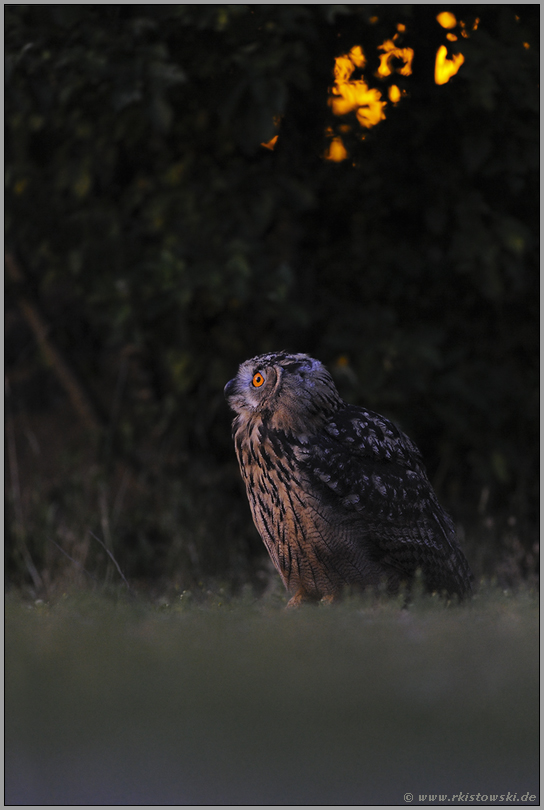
[286,589,308,609]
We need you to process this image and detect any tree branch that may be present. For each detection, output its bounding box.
[5,251,104,434]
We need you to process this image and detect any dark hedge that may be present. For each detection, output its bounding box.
[5,4,539,592]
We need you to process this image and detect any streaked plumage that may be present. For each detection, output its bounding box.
[225,351,472,606]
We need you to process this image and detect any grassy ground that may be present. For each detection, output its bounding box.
[5,585,539,805]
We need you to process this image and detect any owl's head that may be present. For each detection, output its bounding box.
[225,351,342,434]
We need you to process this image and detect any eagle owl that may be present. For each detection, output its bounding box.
[225,351,472,606]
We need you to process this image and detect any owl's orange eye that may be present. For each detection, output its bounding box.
[252,372,265,387]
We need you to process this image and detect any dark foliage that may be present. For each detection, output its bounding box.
[5,4,539,592]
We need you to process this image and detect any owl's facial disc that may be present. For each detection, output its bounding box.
[225,361,281,416]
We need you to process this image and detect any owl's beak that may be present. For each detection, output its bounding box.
[224,378,237,400]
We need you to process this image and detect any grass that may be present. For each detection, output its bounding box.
[5,584,539,805]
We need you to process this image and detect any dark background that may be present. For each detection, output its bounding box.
[5,4,539,596]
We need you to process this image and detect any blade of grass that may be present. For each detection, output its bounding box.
[47,537,99,583]
[88,530,130,590]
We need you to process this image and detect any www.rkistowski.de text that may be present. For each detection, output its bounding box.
[403,791,537,803]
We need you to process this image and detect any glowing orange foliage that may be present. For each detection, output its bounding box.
[334,54,356,82]
[261,135,278,151]
[355,90,387,128]
[328,45,387,140]
[329,79,386,124]
[325,137,348,162]
[348,45,367,69]
[435,45,465,84]
[436,11,457,29]
[376,39,414,78]
[265,14,477,160]
[388,85,401,103]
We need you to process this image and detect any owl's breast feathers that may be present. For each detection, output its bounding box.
[234,402,472,599]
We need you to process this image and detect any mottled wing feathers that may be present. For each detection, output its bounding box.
[323,404,427,474]
[298,405,471,596]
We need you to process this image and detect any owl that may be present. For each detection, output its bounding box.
[225,351,472,607]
